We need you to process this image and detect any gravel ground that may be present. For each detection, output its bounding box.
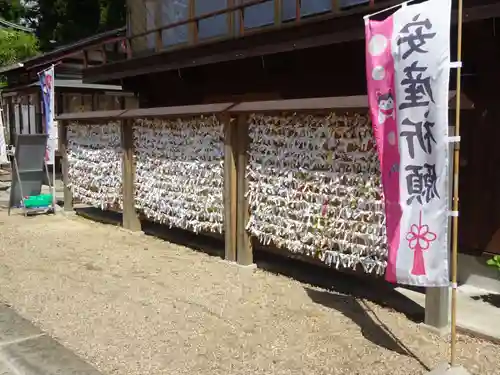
[0,210,498,375]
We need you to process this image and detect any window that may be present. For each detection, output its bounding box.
[146,0,156,50]
[161,0,189,47]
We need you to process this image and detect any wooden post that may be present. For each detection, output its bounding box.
[101,45,107,64]
[126,38,132,59]
[188,0,198,44]
[34,91,42,133]
[227,0,235,36]
[332,0,340,12]
[223,114,237,262]
[120,119,141,231]
[155,0,163,52]
[83,50,89,68]
[91,93,98,111]
[235,114,253,265]
[274,0,282,26]
[58,121,73,212]
[239,7,245,36]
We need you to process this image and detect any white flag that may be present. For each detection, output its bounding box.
[365,0,452,286]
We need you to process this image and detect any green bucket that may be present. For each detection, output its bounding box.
[23,194,53,208]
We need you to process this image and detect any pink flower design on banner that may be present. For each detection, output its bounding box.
[405,211,437,276]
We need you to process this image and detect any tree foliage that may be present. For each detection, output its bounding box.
[0,29,39,67]
[487,255,500,272]
[36,0,126,51]
[0,0,125,56]
[0,0,27,23]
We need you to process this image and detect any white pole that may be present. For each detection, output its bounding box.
[52,146,56,210]
[50,65,56,211]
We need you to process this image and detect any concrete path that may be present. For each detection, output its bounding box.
[0,303,100,374]
[397,285,500,343]
[427,364,471,375]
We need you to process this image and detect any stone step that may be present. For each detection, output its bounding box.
[0,304,101,374]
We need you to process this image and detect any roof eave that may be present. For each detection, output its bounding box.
[20,27,126,70]
[0,62,25,75]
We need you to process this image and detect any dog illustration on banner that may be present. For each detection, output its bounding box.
[376,89,395,125]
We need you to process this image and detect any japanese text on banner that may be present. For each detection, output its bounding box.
[365,0,451,286]
[39,66,57,165]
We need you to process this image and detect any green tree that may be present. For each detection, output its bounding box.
[99,0,126,31]
[0,0,27,23]
[0,29,39,67]
[36,0,125,51]
[0,29,39,86]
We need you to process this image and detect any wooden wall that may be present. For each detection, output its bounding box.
[2,92,42,144]
[61,92,138,113]
[459,18,500,254]
[121,19,500,255]
[125,40,367,106]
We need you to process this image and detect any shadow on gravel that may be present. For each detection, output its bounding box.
[72,208,426,335]
[74,206,123,227]
[304,287,429,371]
[73,207,225,258]
[253,250,425,324]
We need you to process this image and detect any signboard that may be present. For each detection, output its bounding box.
[365,0,452,286]
[8,134,49,214]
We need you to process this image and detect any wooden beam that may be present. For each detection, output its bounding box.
[83,27,365,83]
[235,114,253,265]
[84,1,499,84]
[223,114,237,262]
[230,96,369,112]
[58,121,73,212]
[120,119,141,231]
[131,0,271,40]
[56,103,233,122]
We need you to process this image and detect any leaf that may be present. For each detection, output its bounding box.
[487,256,500,270]
[0,29,39,67]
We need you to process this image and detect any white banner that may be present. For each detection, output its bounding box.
[365,0,452,286]
[39,66,56,165]
[0,109,8,164]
